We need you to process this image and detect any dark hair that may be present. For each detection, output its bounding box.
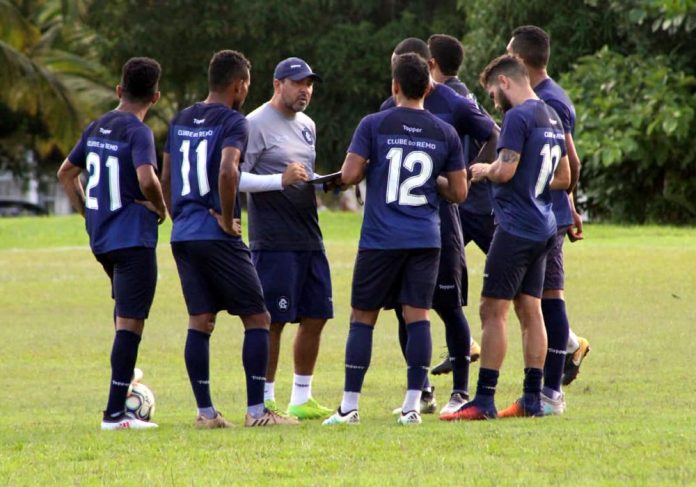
[510,25,550,69]
[208,50,251,92]
[479,54,529,88]
[427,34,463,76]
[393,37,431,60]
[120,57,161,103]
[392,53,430,100]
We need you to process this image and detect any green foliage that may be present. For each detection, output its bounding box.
[562,47,696,223]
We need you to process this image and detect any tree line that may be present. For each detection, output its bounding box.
[1,0,694,223]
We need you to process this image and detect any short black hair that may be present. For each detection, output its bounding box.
[393,37,431,60]
[120,57,161,103]
[510,25,550,69]
[392,53,430,100]
[208,50,251,92]
[427,34,463,76]
[479,54,529,88]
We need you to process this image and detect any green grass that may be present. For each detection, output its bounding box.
[1,213,695,485]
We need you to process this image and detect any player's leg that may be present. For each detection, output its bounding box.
[288,251,333,418]
[435,306,471,415]
[539,229,570,414]
[100,247,158,430]
[324,250,403,425]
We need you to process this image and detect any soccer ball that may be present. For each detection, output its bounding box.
[125,382,156,421]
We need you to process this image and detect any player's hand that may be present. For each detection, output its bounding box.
[136,200,166,224]
[567,208,584,242]
[469,163,489,183]
[282,162,309,187]
[323,174,348,193]
[209,209,242,237]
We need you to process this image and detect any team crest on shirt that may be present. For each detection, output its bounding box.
[277,296,290,312]
[301,127,314,145]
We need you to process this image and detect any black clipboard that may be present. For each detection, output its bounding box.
[309,171,342,184]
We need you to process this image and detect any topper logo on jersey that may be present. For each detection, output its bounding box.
[99,128,112,135]
[302,127,314,145]
[193,118,206,125]
[277,296,290,312]
[402,124,422,134]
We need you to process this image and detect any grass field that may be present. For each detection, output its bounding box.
[1,213,695,486]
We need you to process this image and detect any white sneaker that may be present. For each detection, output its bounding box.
[439,392,468,417]
[322,408,360,425]
[541,391,566,416]
[397,410,422,425]
[101,412,158,430]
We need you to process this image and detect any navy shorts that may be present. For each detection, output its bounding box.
[482,228,554,300]
[95,247,157,320]
[432,244,467,309]
[543,227,569,291]
[352,248,440,310]
[252,250,333,324]
[171,240,267,317]
[460,209,496,254]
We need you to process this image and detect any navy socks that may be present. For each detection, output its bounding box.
[542,298,570,393]
[242,328,269,408]
[344,322,374,393]
[436,306,471,396]
[185,329,213,409]
[405,320,432,392]
[105,329,141,417]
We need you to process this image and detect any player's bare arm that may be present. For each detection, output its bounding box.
[215,146,242,236]
[160,152,173,218]
[568,192,584,242]
[565,132,581,193]
[436,169,468,203]
[340,152,368,185]
[56,159,86,217]
[471,148,520,184]
[472,125,501,163]
[550,154,571,191]
[135,164,167,224]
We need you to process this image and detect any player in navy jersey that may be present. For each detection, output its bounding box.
[57,57,167,430]
[441,55,570,421]
[427,33,497,377]
[323,53,467,426]
[381,38,498,417]
[508,25,590,414]
[161,50,298,428]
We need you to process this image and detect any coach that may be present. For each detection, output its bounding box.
[243,57,333,420]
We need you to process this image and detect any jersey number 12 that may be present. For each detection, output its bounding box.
[385,148,433,206]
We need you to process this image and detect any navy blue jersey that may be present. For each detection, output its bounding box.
[444,77,495,216]
[68,111,158,254]
[534,78,576,228]
[381,83,494,245]
[165,102,249,242]
[348,106,465,249]
[492,99,567,241]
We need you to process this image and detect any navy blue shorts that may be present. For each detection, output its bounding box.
[460,209,496,254]
[351,248,440,310]
[171,240,267,317]
[482,228,554,300]
[95,247,157,320]
[543,227,569,291]
[252,250,333,324]
[432,244,467,309]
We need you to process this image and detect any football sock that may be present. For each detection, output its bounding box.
[198,407,216,419]
[567,328,580,353]
[475,367,499,406]
[437,306,471,396]
[397,307,431,391]
[105,329,141,417]
[542,299,569,393]
[185,329,213,410]
[264,381,275,402]
[402,389,422,413]
[523,367,543,408]
[242,328,269,410]
[290,374,313,406]
[405,320,432,393]
[344,322,374,394]
[340,392,360,413]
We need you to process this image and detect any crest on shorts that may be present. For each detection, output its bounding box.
[277,296,290,312]
[301,127,314,145]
